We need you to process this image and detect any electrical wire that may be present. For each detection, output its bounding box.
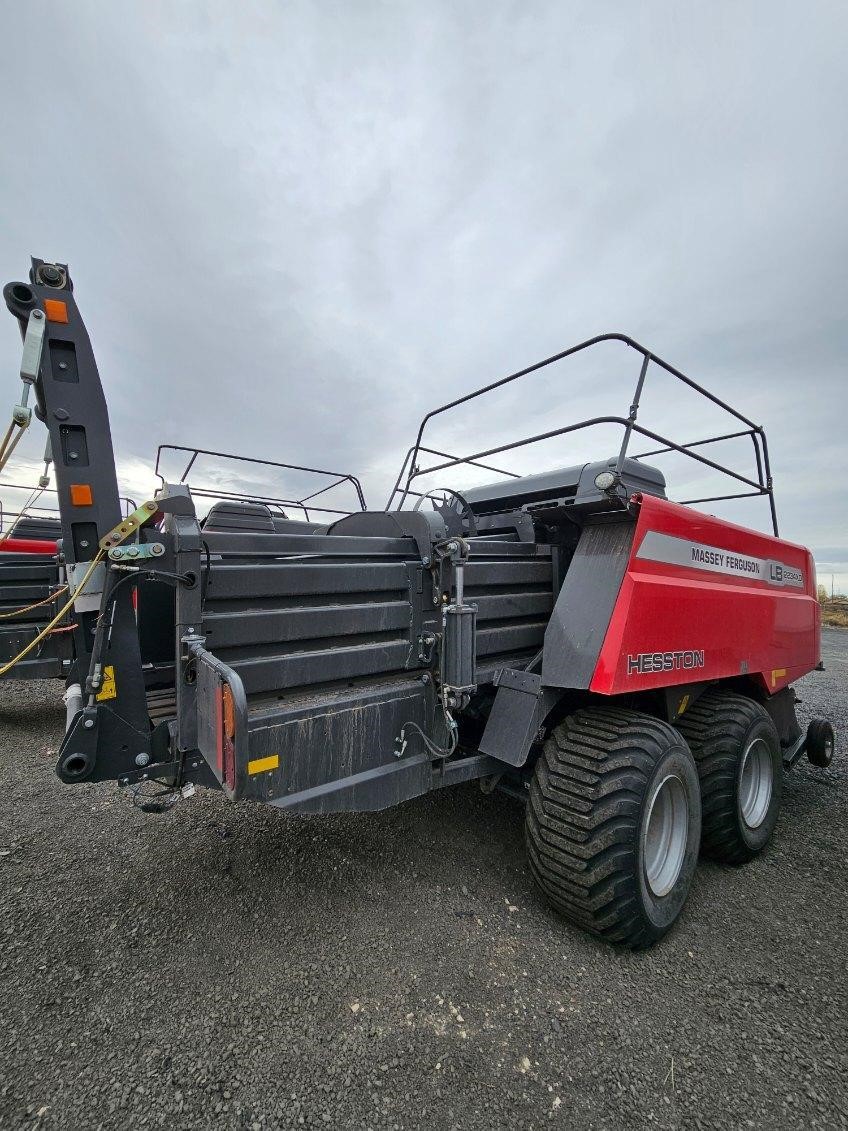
[0,549,106,677]
[0,584,69,619]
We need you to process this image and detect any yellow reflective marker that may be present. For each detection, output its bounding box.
[771,668,787,687]
[248,754,279,775]
[96,665,117,701]
[678,693,690,716]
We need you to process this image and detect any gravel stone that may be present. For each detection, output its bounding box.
[0,630,846,1129]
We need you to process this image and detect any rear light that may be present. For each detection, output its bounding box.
[221,682,236,792]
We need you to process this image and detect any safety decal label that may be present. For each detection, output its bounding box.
[636,531,805,588]
[95,664,117,701]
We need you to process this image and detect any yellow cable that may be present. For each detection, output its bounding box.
[0,584,69,619]
[0,550,105,677]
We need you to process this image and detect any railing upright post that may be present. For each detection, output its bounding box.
[615,352,650,474]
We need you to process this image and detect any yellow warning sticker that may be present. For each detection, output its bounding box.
[96,665,117,701]
[247,754,280,775]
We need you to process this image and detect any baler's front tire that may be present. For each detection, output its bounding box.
[525,708,701,949]
[676,690,782,864]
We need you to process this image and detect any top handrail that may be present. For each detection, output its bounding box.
[154,443,367,519]
[388,332,777,535]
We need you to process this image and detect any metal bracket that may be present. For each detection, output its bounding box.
[98,500,159,551]
[108,542,165,562]
[417,631,437,664]
[20,307,46,386]
[67,560,107,613]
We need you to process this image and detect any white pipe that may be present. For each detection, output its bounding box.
[62,682,83,731]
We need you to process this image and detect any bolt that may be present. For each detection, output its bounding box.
[421,556,430,567]
[32,310,44,320]
[58,362,68,371]
[187,626,195,634]
[145,502,157,512]
[83,718,95,730]
[421,673,431,685]
[135,752,150,767]
[68,452,78,460]
[80,539,90,549]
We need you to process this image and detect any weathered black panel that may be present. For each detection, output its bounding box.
[245,676,430,807]
[541,518,635,689]
[8,515,60,541]
[0,550,70,679]
[230,640,412,695]
[476,621,549,656]
[472,592,554,622]
[270,754,434,815]
[203,531,414,558]
[208,561,410,599]
[464,560,552,588]
[203,500,276,534]
[204,600,411,648]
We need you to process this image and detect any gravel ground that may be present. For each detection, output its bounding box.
[1,630,846,1131]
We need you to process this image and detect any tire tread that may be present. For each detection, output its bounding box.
[526,706,693,948]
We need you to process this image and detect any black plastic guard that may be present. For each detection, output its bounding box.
[541,517,636,690]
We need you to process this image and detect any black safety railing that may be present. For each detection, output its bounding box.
[154,445,367,522]
[387,333,778,535]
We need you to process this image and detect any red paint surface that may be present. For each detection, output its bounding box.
[591,494,820,696]
[0,537,58,555]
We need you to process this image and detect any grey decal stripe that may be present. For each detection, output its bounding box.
[636,531,805,589]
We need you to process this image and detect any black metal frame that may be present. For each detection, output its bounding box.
[387,333,778,535]
[0,482,137,537]
[154,444,367,521]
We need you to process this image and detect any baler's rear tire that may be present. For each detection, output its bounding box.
[525,707,701,949]
[676,690,782,865]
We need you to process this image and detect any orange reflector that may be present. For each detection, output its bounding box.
[69,484,93,506]
[222,683,236,740]
[44,299,69,323]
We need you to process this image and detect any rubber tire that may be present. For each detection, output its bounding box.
[806,719,835,768]
[525,707,701,949]
[676,690,782,865]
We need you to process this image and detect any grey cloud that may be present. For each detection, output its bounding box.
[1,1,846,583]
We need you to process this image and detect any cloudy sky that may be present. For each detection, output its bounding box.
[1,2,846,589]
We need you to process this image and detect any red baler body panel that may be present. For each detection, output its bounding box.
[590,494,820,697]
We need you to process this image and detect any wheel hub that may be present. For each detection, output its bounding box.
[643,773,689,897]
[739,737,773,829]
